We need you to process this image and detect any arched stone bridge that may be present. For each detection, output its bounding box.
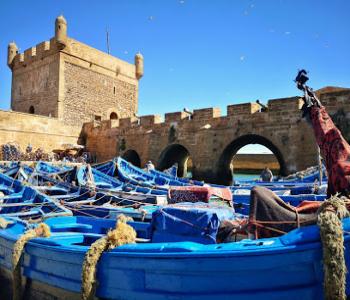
[83,88,350,184]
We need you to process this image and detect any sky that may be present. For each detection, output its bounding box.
[0,0,349,154]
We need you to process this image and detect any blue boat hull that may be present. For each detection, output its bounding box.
[0,217,349,299]
[0,240,336,299]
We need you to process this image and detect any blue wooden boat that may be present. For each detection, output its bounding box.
[1,164,168,219]
[116,157,192,187]
[93,159,117,177]
[0,172,71,219]
[1,161,76,186]
[35,161,74,176]
[231,182,327,196]
[149,167,205,186]
[1,162,35,182]
[234,167,327,185]
[1,162,328,222]
[78,164,168,196]
[0,214,349,299]
[0,169,23,195]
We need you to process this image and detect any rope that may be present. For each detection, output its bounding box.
[0,217,12,229]
[12,223,50,300]
[317,194,349,300]
[81,214,136,300]
[85,164,96,189]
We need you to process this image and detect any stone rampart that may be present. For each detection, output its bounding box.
[0,110,81,152]
[83,89,350,184]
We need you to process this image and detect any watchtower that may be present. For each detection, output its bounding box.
[7,16,143,126]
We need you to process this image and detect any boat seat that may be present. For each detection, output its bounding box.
[95,182,113,189]
[135,237,151,243]
[51,193,81,200]
[50,223,93,232]
[0,194,22,201]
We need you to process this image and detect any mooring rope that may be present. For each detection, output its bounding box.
[0,217,12,229]
[317,194,349,300]
[81,214,136,300]
[12,223,51,300]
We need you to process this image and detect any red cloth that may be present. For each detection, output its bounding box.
[168,186,232,206]
[296,200,322,213]
[310,106,350,196]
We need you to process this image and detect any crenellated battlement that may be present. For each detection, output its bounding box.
[227,102,260,116]
[9,15,142,126]
[83,96,306,132]
[10,39,59,69]
[193,107,221,120]
[267,96,302,112]
[82,90,350,135]
[9,36,138,80]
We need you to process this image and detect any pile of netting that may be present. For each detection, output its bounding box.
[0,143,90,162]
[0,143,55,161]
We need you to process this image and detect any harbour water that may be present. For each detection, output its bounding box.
[234,173,260,181]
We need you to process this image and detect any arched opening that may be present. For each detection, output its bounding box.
[110,112,118,120]
[217,134,286,185]
[29,106,35,114]
[158,144,192,177]
[122,149,141,167]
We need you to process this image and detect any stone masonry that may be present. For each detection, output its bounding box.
[0,110,81,152]
[8,16,142,126]
[83,89,350,185]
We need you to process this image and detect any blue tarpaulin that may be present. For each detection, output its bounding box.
[151,202,236,244]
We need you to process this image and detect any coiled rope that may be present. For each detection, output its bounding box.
[12,223,51,300]
[317,195,349,300]
[81,214,136,300]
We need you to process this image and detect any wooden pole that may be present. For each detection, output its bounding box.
[106,28,110,55]
[317,146,323,182]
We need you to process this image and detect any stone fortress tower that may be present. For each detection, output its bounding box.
[7,16,143,126]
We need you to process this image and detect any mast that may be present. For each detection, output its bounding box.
[106,28,110,54]
[317,146,323,182]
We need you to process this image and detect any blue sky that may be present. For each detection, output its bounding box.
[0,0,349,154]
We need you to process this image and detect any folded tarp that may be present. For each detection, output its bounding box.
[151,202,237,244]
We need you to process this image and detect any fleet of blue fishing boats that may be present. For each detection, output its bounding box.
[0,157,348,299]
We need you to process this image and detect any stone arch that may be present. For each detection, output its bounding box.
[122,149,141,167]
[158,144,191,177]
[110,112,118,120]
[29,106,35,114]
[217,134,287,185]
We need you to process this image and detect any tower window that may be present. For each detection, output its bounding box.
[113,86,116,95]
[110,112,118,120]
[94,115,102,122]
[29,106,35,114]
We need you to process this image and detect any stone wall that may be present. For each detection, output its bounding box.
[83,89,350,184]
[0,110,81,152]
[63,61,137,126]
[232,154,280,172]
[11,51,60,117]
